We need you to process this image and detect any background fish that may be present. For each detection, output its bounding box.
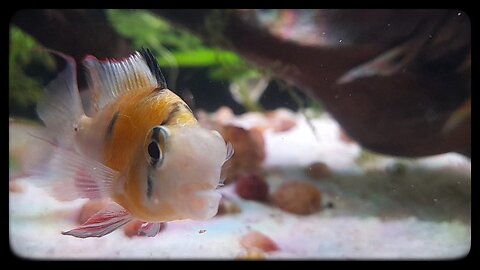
[32,48,233,238]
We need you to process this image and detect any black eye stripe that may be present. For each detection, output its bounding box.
[146,174,153,199]
[152,127,160,142]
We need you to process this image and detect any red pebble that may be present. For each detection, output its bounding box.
[235,174,269,201]
[306,162,332,180]
[273,182,322,215]
[240,231,279,252]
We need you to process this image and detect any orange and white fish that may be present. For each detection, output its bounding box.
[33,48,233,238]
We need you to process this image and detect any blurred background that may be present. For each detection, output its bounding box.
[9,9,471,259]
[10,9,470,157]
[10,10,312,119]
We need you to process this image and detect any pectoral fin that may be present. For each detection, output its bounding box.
[62,203,132,238]
[32,145,118,201]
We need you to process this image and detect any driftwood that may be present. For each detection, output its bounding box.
[151,9,471,157]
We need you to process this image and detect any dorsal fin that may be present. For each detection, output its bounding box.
[139,47,167,89]
[83,49,166,110]
[37,50,85,147]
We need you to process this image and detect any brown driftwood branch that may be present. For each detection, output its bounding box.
[151,9,471,157]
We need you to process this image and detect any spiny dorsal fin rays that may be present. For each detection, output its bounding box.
[140,47,167,89]
[83,50,163,111]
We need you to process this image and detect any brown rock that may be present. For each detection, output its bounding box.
[236,249,266,260]
[153,10,471,157]
[235,174,269,202]
[265,109,297,132]
[272,182,322,215]
[123,220,144,238]
[220,125,265,182]
[306,162,332,180]
[239,231,279,252]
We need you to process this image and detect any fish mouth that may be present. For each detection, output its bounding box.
[188,190,222,219]
[177,183,222,220]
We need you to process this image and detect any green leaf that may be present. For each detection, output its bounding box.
[9,26,55,116]
[107,9,204,52]
[157,49,241,67]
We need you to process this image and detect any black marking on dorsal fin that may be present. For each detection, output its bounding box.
[139,48,167,90]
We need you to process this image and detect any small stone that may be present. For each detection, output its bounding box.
[199,229,206,234]
[123,220,143,238]
[306,162,332,180]
[272,182,322,215]
[236,249,266,260]
[265,109,297,132]
[239,231,279,252]
[235,173,269,202]
[219,125,265,182]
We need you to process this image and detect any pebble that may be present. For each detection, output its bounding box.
[239,231,279,252]
[235,173,269,202]
[272,182,322,215]
[306,162,332,180]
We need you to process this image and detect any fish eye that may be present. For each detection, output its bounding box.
[146,140,163,167]
[145,125,169,167]
[148,141,161,161]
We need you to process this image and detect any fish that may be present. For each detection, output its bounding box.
[31,48,234,238]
